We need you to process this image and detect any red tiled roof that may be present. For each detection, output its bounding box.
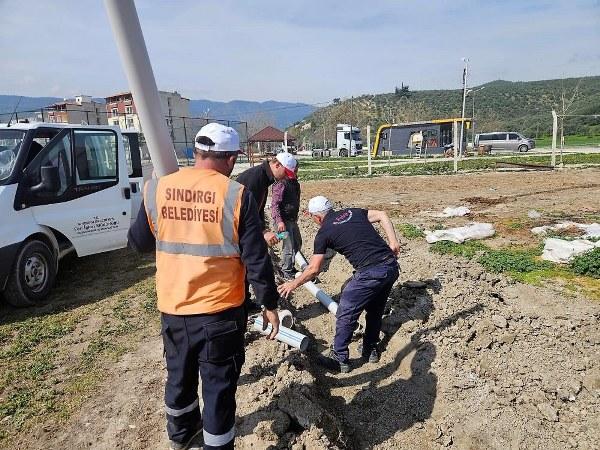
[248,126,295,143]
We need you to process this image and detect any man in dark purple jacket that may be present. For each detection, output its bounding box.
[271,166,301,279]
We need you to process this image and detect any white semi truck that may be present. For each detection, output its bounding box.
[333,123,362,157]
[0,122,144,307]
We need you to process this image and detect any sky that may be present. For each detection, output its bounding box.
[1,0,599,104]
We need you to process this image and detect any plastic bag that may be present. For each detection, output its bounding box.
[541,238,600,264]
[426,223,495,244]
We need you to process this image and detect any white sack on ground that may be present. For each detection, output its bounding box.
[532,222,600,238]
[439,206,471,217]
[541,238,600,264]
[425,223,495,244]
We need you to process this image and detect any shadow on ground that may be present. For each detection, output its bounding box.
[237,274,484,449]
[0,248,155,325]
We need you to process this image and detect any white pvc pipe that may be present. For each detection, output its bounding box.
[104,0,179,177]
[295,251,308,270]
[253,317,308,351]
[296,273,338,315]
[278,309,295,329]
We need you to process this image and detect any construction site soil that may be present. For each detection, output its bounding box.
[4,168,600,449]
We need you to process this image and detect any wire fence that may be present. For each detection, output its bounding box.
[0,108,250,165]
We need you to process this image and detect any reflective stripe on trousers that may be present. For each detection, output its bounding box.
[165,398,199,417]
[204,426,235,447]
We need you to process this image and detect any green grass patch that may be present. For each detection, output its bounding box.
[428,239,599,299]
[536,135,600,148]
[478,247,552,273]
[570,248,600,278]
[0,250,159,446]
[398,223,424,239]
[297,153,600,181]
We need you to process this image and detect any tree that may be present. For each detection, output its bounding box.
[552,79,582,147]
[395,83,411,98]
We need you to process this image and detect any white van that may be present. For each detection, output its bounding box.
[475,132,535,153]
[0,123,144,307]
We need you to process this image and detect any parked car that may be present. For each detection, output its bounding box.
[475,132,535,152]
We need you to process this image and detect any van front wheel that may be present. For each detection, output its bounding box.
[5,240,56,307]
[518,145,529,152]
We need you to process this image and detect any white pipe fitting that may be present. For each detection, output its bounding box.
[278,309,295,329]
[296,273,338,315]
[253,317,308,352]
[294,251,308,270]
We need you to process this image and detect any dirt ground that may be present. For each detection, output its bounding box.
[3,168,600,449]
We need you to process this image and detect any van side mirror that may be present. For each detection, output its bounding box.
[30,165,60,193]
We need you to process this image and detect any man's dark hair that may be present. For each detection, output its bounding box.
[195,149,238,160]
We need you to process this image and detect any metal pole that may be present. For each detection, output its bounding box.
[182,117,189,166]
[459,58,468,158]
[472,93,476,145]
[453,120,458,172]
[245,121,253,166]
[551,110,558,167]
[367,125,372,175]
[284,131,288,152]
[104,0,178,177]
[349,96,353,158]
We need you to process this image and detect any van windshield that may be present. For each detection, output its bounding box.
[0,129,25,182]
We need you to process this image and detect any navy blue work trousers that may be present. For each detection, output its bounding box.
[334,261,399,362]
[161,305,246,450]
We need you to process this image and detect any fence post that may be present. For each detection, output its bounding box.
[367,125,372,176]
[551,110,557,167]
[182,117,189,166]
[453,120,458,173]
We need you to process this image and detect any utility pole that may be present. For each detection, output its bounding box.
[551,110,558,167]
[459,57,468,158]
[367,125,372,175]
[349,96,353,158]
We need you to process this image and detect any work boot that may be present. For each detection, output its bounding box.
[169,429,202,450]
[316,350,350,373]
[358,344,380,363]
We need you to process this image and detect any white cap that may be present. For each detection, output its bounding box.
[275,152,298,179]
[308,195,333,214]
[195,122,241,152]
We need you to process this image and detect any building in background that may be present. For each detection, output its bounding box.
[46,95,107,125]
[104,90,190,153]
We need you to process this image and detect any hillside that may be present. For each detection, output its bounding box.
[292,76,600,145]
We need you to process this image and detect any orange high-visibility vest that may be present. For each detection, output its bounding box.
[144,168,246,315]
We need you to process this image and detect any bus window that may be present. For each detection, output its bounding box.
[424,129,439,148]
